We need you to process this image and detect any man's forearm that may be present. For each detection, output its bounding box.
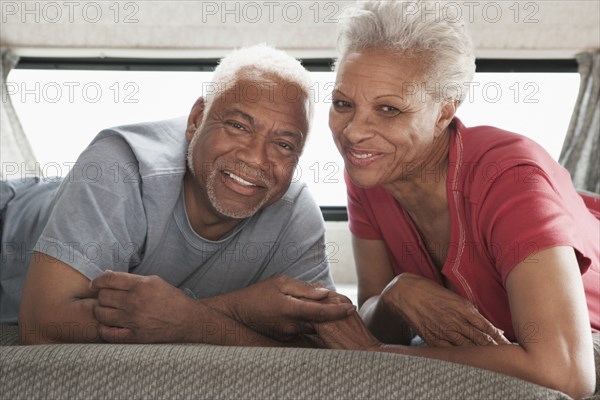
[19,298,102,344]
[19,253,107,345]
[183,299,282,347]
[89,272,285,346]
[91,272,353,345]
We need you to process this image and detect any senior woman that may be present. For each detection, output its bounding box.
[315,1,599,398]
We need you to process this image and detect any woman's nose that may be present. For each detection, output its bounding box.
[340,111,375,144]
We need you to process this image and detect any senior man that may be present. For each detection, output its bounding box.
[1,44,354,345]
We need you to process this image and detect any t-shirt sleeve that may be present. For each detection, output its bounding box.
[262,184,335,290]
[345,170,382,240]
[34,135,147,280]
[477,164,589,286]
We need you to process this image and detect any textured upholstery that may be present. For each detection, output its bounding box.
[1,325,599,400]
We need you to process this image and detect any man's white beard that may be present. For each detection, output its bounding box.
[187,129,268,219]
[205,168,268,219]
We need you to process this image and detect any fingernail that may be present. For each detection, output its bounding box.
[315,287,329,293]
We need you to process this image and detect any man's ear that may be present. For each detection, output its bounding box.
[186,97,205,141]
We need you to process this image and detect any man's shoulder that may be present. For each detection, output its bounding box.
[279,180,309,203]
[252,180,323,229]
[96,117,188,141]
[91,117,188,178]
[276,180,318,212]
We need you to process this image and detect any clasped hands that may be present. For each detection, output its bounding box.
[312,273,512,352]
[89,271,357,345]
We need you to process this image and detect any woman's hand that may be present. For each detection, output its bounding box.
[381,273,510,347]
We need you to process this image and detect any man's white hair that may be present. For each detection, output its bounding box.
[336,0,476,105]
[203,44,314,130]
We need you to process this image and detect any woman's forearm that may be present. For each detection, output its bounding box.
[359,295,414,345]
[374,337,595,399]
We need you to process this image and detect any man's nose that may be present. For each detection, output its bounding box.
[236,136,270,170]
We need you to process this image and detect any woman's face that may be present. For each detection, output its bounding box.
[329,48,454,189]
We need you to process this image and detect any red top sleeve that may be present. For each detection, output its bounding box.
[476,164,592,286]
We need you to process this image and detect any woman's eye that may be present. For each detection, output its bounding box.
[380,105,399,113]
[332,100,351,109]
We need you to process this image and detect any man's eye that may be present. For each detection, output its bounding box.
[227,121,246,131]
[277,142,294,151]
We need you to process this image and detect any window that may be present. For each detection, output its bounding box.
[7,60,579,212]
[456,72,579,161]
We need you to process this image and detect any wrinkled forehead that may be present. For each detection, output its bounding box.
[335,49,438,100]
[228,70,308,102]
[218,74,308,119]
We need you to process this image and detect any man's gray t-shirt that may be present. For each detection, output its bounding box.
[0,117,332,323]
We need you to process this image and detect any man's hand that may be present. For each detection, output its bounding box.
[315,309,382,351]
[205,275,356,341]
[381,273,510,346]
[91,271,198,343]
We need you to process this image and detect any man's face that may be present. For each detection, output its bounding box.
[187,77,309,219]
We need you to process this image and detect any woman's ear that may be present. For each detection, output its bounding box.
[186,97,205,141]
[435,100,457,135]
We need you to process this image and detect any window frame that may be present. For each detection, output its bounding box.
[13,57,578,221]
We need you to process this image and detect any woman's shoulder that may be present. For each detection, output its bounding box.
[449,118,575,201]
[451,118,564,176]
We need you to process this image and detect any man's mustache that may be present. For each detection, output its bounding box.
[213,161,275,188]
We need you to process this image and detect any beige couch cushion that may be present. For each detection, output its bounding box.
[4,325,598,399]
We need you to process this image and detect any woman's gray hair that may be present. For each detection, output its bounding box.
[336,0,476,105]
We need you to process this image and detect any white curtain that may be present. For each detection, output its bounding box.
[559,51,600,194]
[1,49,39,179]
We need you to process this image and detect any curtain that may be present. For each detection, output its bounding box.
[1,49,39,179]
[559,51,600,194]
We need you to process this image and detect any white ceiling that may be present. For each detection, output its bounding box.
[1,0,599,59]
